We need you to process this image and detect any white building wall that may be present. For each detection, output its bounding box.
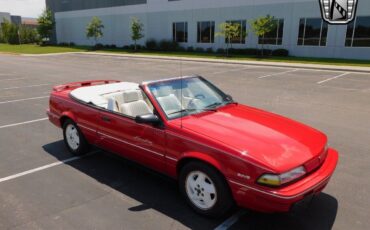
[54,0,370,60]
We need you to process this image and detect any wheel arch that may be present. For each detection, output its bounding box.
[176,152,225,178]
[59,111,77,127]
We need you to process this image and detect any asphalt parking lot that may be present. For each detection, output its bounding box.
[0,53,369,230]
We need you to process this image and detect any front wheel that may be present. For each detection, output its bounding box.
[179,161,234,217]
[63,119,89,156]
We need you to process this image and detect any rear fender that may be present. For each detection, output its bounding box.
[60,111,77,127]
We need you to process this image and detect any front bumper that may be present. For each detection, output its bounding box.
[229,148,339,213]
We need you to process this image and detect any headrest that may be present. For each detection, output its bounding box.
[155,86,173,97]
[123,90,142,103]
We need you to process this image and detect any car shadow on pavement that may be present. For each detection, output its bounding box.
[43,141,338,230]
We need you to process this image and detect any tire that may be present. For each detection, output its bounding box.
[62,119,89,156]
[179,161,234,217]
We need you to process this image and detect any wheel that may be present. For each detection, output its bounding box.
[179,161,234,217]
[63,119,89,156]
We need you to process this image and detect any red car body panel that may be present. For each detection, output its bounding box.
[47,80,338,213]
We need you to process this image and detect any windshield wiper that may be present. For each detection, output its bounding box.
[205,102,224,109]
[168,107,217,116]
[225,101,238,105]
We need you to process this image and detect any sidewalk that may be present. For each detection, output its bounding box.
[24,51,370,73]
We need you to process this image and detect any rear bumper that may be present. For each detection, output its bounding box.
[47,109,61,127]
[229,148,339,213]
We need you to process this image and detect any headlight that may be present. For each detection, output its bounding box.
[257,166,306,187]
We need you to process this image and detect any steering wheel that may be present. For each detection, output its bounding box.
[194,94,205,99]
[187,94,205,109]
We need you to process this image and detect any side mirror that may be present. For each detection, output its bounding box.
[135,114,161,125]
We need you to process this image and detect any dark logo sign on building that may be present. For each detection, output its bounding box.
[319,0,359,24]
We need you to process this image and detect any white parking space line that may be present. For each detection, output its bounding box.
[0,118,48,129]
[0,151,98,184]
[0,73,15,76]
[0,77,26,82]
[258,69,298,79]
[214,210,247,230]
[317,72,350,84]
[0,96,49,105]
[0,157,79,183]
[0,84,50,91]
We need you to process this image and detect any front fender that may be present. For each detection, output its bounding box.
[178,151,224,173]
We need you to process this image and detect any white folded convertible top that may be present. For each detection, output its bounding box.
[70,82,139,104]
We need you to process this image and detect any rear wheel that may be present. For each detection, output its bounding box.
[63,119,89,156]
[179,161,234,217]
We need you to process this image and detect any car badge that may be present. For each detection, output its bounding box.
[319,0,359,24]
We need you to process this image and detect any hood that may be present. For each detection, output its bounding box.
[181,104,327,172]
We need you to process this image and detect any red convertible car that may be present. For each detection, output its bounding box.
[47,76,338,217]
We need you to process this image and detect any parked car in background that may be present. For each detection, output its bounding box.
[47,76,338,217]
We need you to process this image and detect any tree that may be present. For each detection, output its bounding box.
[37,8,55,44]
[130,17,144,51]
[86,17,104,46]
[19,25,39,44]
[249,15,277,56]
[0,19,19,44]
[216,22,246,57]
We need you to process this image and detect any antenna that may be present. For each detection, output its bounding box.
[180,55,183,129]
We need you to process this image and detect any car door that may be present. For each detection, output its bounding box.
[96,109,166,174]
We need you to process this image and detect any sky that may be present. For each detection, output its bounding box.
[0,0,45,18]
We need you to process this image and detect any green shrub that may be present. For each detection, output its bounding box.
[272,49,289,56]
[128,44,143,50]
[159,39,179,51]
[244,48,258,55]
[93,43,104,50]
[177,46,186,52]
[258,49,272,56]
[195,47,204,53]
[187,46,194,52]
[18,26,39,44]
[206,48,214,53]
[217,48,225,54]
[146,39,158,50]
[229,48,246,55]
[0,19,20,44]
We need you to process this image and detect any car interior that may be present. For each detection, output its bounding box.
[70,82,155,118]
[70,81,208,119]
[102,90,154,117]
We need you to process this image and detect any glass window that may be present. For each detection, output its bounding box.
[225,20,247,44]
[173,22,188,43]
[345,16,370,47]
[297,18,328,46]
[147,76,232,120]
[197,21,215,43]
[258,19,284,45]
[298,19,305,46]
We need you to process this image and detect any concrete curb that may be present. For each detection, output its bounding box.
[22,51,370,73]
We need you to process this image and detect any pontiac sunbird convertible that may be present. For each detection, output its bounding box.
[47,76,338,217]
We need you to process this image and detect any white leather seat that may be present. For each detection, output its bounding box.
[107,98,120,112]
[120,90,152,117]
[155,86,182,114]
[103,92,125,112]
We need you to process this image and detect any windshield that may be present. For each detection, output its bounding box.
[147,76,233,119]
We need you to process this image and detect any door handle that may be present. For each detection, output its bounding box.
[101,116,111,122]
